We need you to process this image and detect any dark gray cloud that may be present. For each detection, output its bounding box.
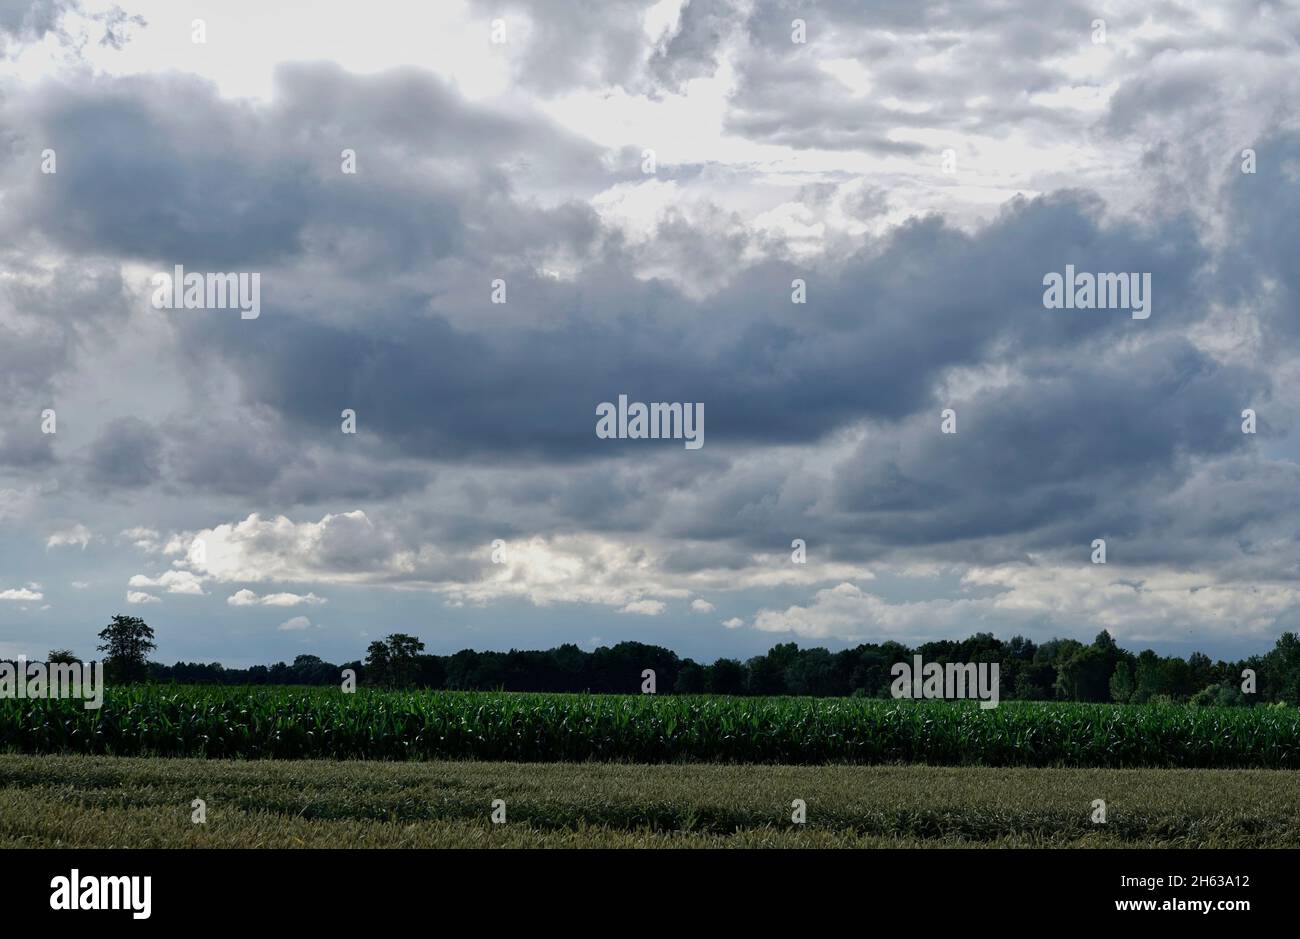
[87,417,163,489]
[0,259,132,477]
[0,61,1275,520]
[174,190,1201,467]
[0,0,143,53]
[648,0,738,92]
[0,0,71,41]
[165,415,432,505]
[826,339,1264,556]
[0,63,609,270]
[1223,127,1300,346]
[470,0,660,95]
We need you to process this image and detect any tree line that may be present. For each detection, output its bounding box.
[25,615,1300,705]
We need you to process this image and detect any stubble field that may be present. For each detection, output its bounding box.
[3,753,1299,848]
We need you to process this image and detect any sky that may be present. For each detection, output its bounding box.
[2,0,1299,667]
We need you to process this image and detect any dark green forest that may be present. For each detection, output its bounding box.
[78,624,1300,705]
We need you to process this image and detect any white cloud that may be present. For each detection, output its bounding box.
[184,511,432,585]
[47,525,92,549]
[744,562,1300,645]
[442,534,875,611]
[620,599,666,615]
[963,562,1300,643]
[120,527,162,552]
[0,587,43,601]
[0,487,35,522]
[690,598,715,613]
[126,591,161,604]
[128,570,206,595]
[261,592,326,606]
[278,615,313,631]
[750,582,987,641]
[227,589,328,607]
[173,514,875,618]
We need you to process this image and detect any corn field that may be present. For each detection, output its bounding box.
[3,686,1299,767]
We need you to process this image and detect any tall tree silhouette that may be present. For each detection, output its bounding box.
[97,615,156,683]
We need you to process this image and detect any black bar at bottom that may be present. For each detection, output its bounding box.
[0,848,1283,924]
